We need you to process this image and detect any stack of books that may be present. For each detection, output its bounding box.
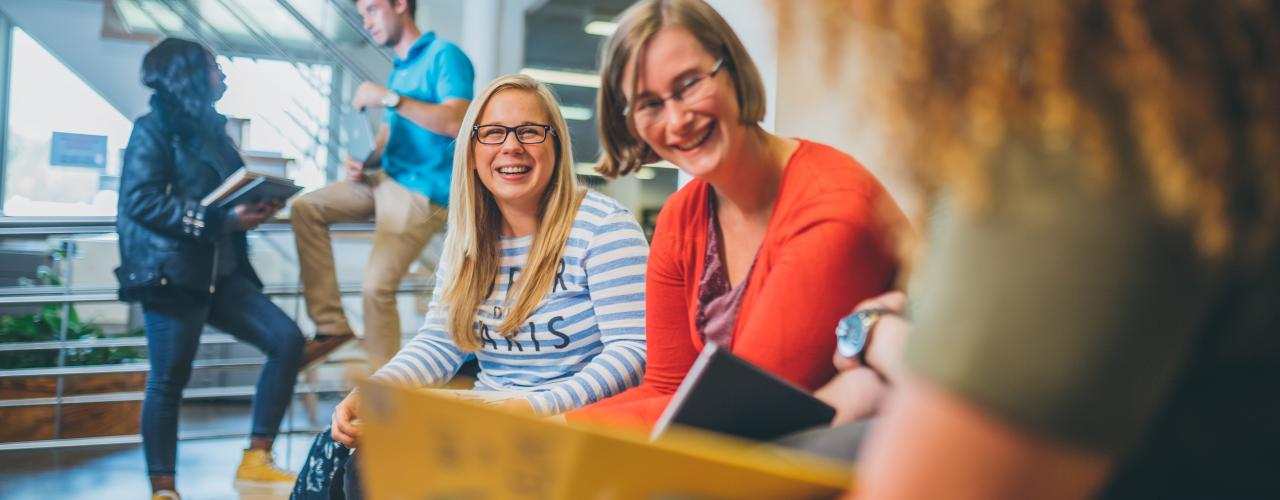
[200,168,302,208]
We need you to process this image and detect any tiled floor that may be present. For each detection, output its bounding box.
[0,398,339,500]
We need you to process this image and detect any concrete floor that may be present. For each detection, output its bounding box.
[0,398,340,500]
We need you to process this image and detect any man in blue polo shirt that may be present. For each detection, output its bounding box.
[292,0,474,368]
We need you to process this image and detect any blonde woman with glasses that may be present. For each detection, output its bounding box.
[568,0,908,430]
[292,75,649,500]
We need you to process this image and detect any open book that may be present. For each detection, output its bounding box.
[200,167,302,208]
[651,342,837,442]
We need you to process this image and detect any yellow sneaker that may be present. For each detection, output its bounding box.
[234,448,296,488]
[151,490,181,500]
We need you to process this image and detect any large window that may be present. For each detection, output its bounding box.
[215,55,333,193]
[3,27,133,216]
[0,28,334,217]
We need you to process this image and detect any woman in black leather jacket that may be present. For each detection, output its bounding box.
[116,38,303,499]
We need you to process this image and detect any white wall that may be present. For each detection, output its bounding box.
[682,0,778,189]
[423,0,549,97]
[704,0,777,133]
[708,0,916,211]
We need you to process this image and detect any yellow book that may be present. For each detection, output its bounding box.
[358,379,855,499]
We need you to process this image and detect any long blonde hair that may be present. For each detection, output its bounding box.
[442,74,585,352]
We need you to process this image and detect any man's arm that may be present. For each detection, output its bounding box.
[394,96,469,138]
[362,124,390,170]
[352,82,469,138]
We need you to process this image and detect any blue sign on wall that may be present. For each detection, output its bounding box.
[50,132,108,169]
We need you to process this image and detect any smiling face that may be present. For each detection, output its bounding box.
[623,26,741,180]
[472,89,558,219]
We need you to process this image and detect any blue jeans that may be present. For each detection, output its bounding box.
[141,272,304,476]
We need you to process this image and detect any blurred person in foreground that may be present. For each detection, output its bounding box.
[782,1,1280,498]
[116,38,304,499]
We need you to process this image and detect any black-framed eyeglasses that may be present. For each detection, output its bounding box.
[624,58,726,123]
[472,124,555,145]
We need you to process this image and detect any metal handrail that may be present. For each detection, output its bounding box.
[0,292,116,305]
[0,382,348,409]
[0,332,241,353]
[0,357,268,379]
[273,0,376,83]
[0,427,325,452]
[158,0,240,56]
[0,278,433,353]
[0,277,431,306]
[207,0,335,98]
[0,222,430,450]
[322,0,394,64]
[0,219,376,235]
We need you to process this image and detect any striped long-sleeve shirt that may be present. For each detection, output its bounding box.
[374,191,649,415]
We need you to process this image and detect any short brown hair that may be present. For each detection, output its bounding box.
[595,0,767,178]
[353,0,415,18]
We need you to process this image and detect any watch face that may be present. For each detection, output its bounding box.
[835,311,868,358]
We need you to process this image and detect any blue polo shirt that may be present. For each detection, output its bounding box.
[383,32,474,207]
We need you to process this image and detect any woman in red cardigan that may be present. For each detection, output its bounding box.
[569,0,907,429]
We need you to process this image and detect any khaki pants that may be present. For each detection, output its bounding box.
[290,170,447,368]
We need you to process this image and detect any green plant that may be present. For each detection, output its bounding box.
[0,264,144,369]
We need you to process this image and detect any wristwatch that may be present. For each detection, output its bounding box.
[381,91,401,109]
[835,308,891,365]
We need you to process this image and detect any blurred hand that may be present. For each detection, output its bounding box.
[492,398,535,417]
[351,81,388,111]
[342,156,367,182]
[331,391,362,448]
[834,290,911,383]
[234,201,278,230]
[815,367,890,425]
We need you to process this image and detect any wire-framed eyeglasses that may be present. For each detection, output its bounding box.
[624,58,726,126]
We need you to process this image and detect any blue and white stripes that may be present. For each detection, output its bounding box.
[374,191,648,415]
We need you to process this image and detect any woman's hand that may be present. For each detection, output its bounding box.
[834,290,911,383]
[331,391,362,448]
[234,200,283,230]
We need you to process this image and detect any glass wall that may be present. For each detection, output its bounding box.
[215,55,333,193]
[3,27,132,216]
[0,28,335,218]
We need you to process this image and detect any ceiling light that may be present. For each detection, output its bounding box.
[584,20,618,37]
[520,68,600,88]
[560,106,594,121]
[574,163,603,176]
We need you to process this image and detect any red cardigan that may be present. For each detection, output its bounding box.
[568,140,906,429]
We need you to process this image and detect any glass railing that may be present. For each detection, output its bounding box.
[0,219,438,450]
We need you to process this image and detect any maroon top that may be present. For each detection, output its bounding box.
[695,195,756,347]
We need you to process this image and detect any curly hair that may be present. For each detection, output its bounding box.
[787,0,1280,258]
[141,38,216,125]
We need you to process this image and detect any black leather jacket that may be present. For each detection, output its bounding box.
[115,99,262,304]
